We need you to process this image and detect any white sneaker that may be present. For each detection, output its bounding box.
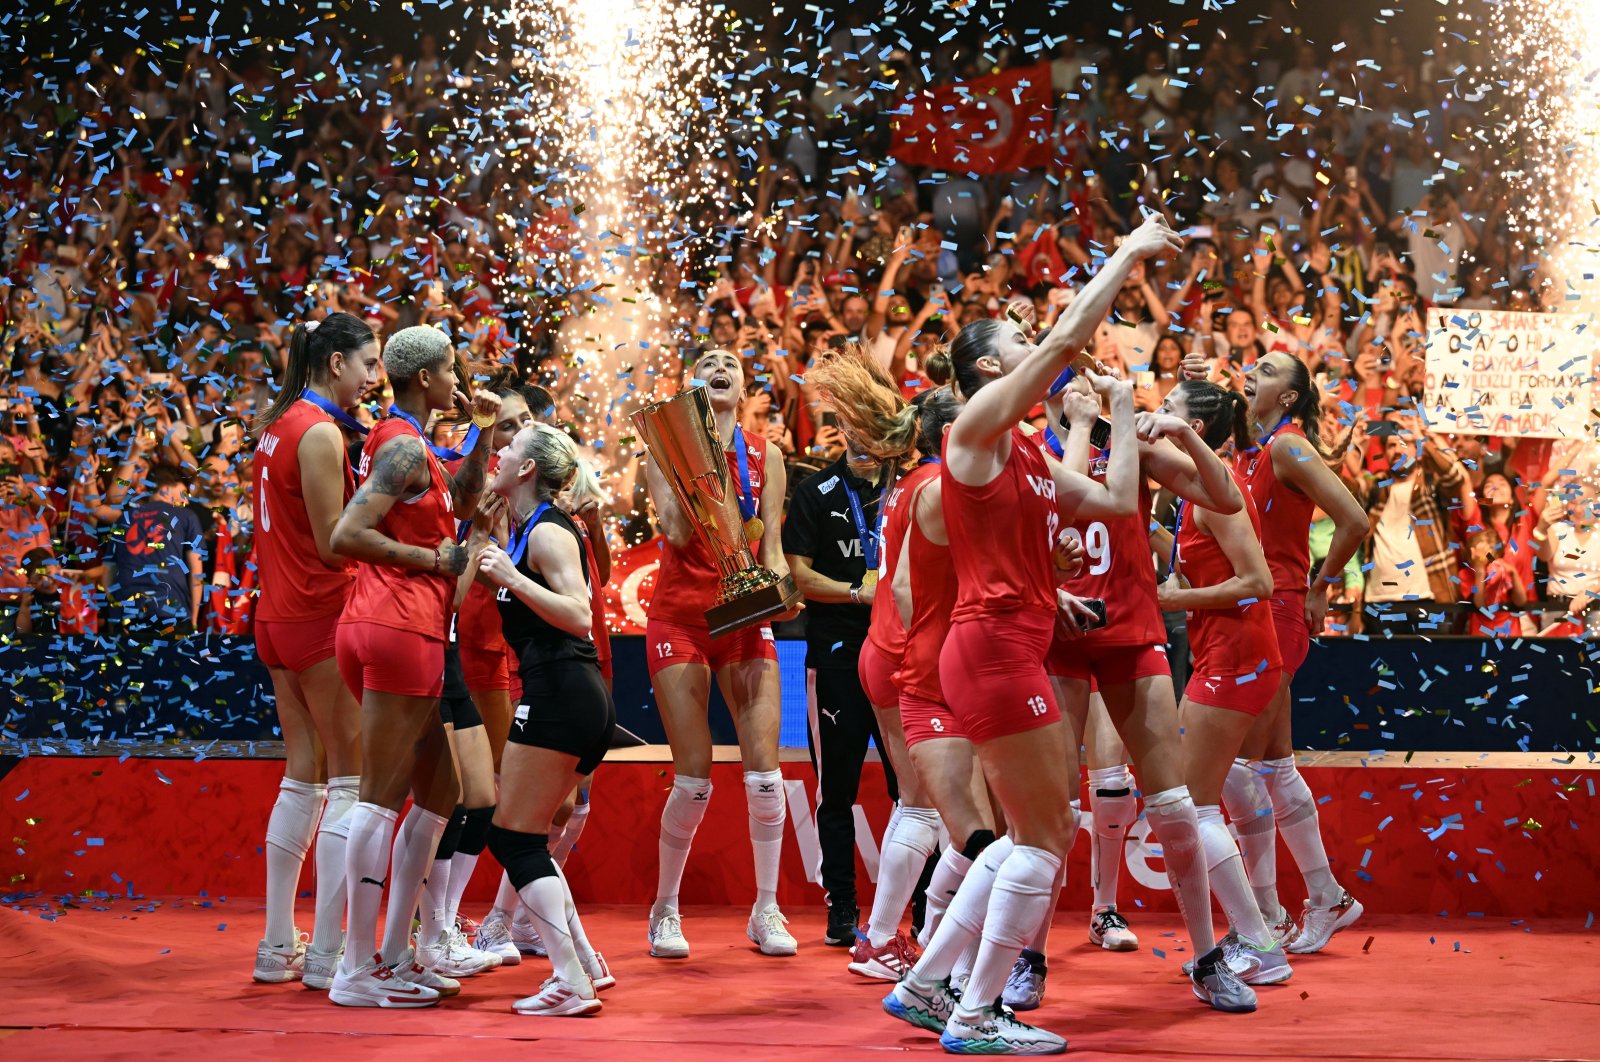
[1001,952,1047,1011]
[512,976,602,1017]
[883,975,959,1034]
[1087,907,1138,952]
[582,949,616,992]
[417,929,497,978]
[1222,936,1294,985]
[648,908,690,959]
[451,923,502,969]
[940,1004,1067,1055]
[328,954,439,1008]
[511,913,548,957]
[390,949,462,997]
[1189,947,1258,1013]
[302,941,343,991]
[252,930,307,983]
[474,913,523,966]
[1267,907,1301,949]
[747,904,798,956]
[1287,890,1363,954]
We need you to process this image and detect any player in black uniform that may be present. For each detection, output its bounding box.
[474,422,617,1017]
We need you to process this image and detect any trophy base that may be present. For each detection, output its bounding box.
[705,574,803,638]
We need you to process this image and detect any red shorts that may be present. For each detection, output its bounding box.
[1046,642,1171,686]
[256,614,339,673]
[939,610,1060,744]
[858,638,901,708]
[336,621,445,699]
[1184,666,1283,716]
[645,616,777,678]
[460,641,511,691]
[1270,592,1311,676]
[899,692,965,747]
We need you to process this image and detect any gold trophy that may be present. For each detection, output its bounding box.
[631,385,801,637]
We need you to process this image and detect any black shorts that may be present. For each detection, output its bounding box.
[510,658,616,775]
[439,645,483,730]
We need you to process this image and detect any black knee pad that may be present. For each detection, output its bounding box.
[961,829,998,861]
[486,825,557,891]
[433,804,468,860]
[458,805,494,856]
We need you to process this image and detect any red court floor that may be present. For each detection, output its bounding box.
[0,898,1594,1061]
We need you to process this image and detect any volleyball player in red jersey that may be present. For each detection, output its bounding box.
[803,352,940,980]
[249,312,381,987]
[642,349,802,960]
[885,214,1182,1055]
[325,326,501,1008]
[1152,378,1295,1009]
[1004,374,1247,1011]
[1214,350,1367,953]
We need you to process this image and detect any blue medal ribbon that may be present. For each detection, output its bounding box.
[508,502,552,566]
[1168,499,1188,577]
[841,475,879,572]
[386,404,481,462]
[1041,426,1064,458]
[300,389,369,436]
[1243,414,1292,456]
[733,428,757,522]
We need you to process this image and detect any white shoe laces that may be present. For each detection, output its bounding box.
[654,911,684,940]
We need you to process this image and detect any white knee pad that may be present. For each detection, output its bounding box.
[1222,758,1274,837]
[1195,803,1240,872]
[743,770,785,827]
[661,774,713,842]
[1262,756,1315,823]
[891,806,942,860]
[266,777,325,859]
[1088,765,1137,838]
[1143,785,1199,854]
[319,775,361,841]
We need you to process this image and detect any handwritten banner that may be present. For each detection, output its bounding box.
[1423,309,1598,438]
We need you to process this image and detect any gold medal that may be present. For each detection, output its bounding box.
[744,516,764,543]
[862,570,879,589]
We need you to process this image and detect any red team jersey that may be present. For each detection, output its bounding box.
[1236,422,1317,594]
[896,475,959,702]
[1174,491,1282,678]
[867,461,938,663]
[252,399,355,622]
[944,426,1060,623]
[339,417,457,641]
[650,427,769,627]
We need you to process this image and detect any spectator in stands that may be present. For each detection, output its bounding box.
[103,462,204,638]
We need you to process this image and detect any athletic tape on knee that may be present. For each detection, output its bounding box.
[1144,786,1198,844]
[981,846,1063,951]
[266,777,325,859]
[1195,803,1241,871]
[486,825,557,890]
[661,775,713,843]
[1262,756,1316,824]
[1223,758,1274,838]
[889,806,942,861]
[318,775,360,840]
[457,805,494,856]
[743,769,785,827]
[960,828,997,861]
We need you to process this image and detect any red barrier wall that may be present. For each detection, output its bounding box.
[2,756,1593,918]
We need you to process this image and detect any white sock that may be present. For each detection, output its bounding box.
[552,864,599,972]
[1088,766,1135,911]
[951,935,980,985]
[492,870,520,922]
[655,775,712,916]
[1025,857,1066,954]
[910,835,1015,984]
[264,777,324,947]
[311,775,359,954]
[1144,785,1214,951]
[552,802,591,867]
[516,875,587,987]
[959,846,1064,1017]
[380,806,449,965]
[1223,759,1281,921]
[421,859,451,945]
[744,769,785,912]
[339,802,398,973]
[867,806,940,947]
[445,851,479,928]
[1197,804,1271,947]
[919,845,975,949]
[1263,756,1341,907]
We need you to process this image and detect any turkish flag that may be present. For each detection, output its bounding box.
[603,536,668,636]
[891,64,1056,173]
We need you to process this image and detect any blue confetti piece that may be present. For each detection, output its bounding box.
[13,789,27,801]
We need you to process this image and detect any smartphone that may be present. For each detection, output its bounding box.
[821,411,839,429]
[1134,370,1156,390]
[796,283,811,298]
[1081,598,1108,630]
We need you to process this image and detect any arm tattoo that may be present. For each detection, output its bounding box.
[350,436,425,509]
[450,436,490,510]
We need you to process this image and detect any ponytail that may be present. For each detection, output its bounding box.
[253,312,375,435]
[806,341,920,461]
[923,344,954,386]
[948,319,1006,400]
[1224,390,1252,454]
[1283,357,1325,455]
[1176,379,1250,453]
[913,386,963,456]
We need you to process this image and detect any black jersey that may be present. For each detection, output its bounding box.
[495,505,599,670]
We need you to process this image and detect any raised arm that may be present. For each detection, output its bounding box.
[1049,375,1139,520]
[1137,414,1245,514]
[446,389,502,517]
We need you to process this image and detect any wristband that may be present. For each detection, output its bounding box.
[849,584,862,604]
[433,547,443,573]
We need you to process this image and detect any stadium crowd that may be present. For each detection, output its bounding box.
[1,10,1596,644]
